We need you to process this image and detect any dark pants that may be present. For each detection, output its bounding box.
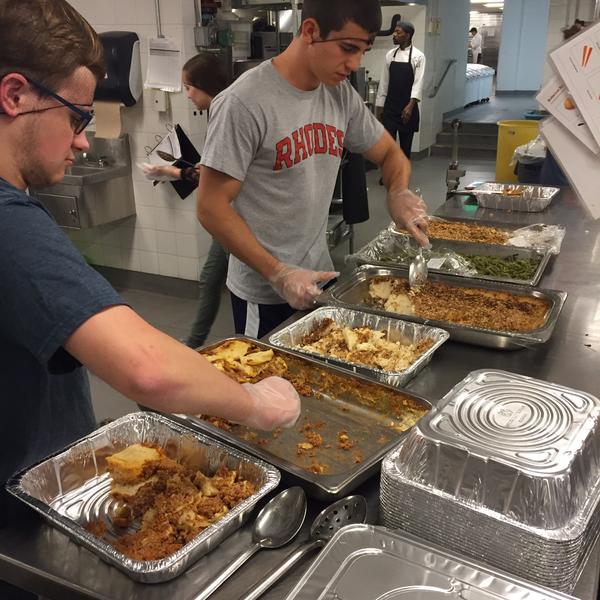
[230,292,296,339]
[382,114,415,159]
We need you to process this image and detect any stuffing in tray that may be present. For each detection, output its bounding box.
[85,443,256,561]
[418,220,510,245]
[367,276,550,332]
[297,318,434,372]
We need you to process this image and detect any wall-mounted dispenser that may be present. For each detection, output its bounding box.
[95,31,142,106]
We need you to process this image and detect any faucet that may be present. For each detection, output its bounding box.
[97,155,109,168]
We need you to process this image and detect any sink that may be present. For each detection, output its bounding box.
[62,162,130,185]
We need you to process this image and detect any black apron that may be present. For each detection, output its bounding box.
[383,45,420,133]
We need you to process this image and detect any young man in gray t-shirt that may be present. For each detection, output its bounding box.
[198,0,429,338]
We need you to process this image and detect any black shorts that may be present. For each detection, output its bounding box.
[230,292,296,339]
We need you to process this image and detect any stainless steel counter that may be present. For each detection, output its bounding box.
[1,189,599,600]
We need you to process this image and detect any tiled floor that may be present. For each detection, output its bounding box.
[90,154,496,422]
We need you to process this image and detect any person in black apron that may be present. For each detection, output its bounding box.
[379,22,422,160]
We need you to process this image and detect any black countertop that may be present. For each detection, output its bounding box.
[1,189,599,600]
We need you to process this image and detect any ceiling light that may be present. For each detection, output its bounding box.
[484,3,504,7]
[470,0,490,4]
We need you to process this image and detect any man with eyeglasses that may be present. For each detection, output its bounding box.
[0,6,300,596]
[197,0,429,340]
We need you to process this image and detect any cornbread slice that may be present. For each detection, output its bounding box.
[106,444,164,484]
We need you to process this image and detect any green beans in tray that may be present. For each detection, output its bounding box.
[460,254,540,280]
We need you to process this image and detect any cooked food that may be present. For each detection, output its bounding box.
[297,318,434,372]
[367,276,550,332]
[87,443,256,561]
[424,220,509,245]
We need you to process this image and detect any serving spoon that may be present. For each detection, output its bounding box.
[156,149,197,167]
[408,188,428,290]
[193,486,307,600]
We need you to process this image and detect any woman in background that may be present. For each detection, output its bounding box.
[143,53,230,349]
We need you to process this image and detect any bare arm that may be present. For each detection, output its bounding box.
[364,131,429,247]
[196,166,280,280]
[64,305,301,430]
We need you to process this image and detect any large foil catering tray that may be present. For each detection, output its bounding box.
[6,412,280,583]
[349,227,552,286]
[268,306,449,388]
[173,337,431,500]
[285,524,576,600]
[379,370,600,592]
[473,182,559,212]
[319,264,566,350]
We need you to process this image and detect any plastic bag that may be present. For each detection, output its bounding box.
[512,135,547,166]
[507,224,566,255]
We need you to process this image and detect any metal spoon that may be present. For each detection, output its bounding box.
[156,149,197,167]
[193,487,307,600]
[408,187,428,290]
[241,495,368,600]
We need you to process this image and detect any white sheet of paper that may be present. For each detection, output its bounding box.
[550,22,600,147]
[540,117,600,220]
[145,36,182,92]
[536,75,600,154]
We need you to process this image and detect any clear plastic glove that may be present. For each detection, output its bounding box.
[268,263,339,310]
[139,162,179,182]
[388,188,429,247]
[239,377,301,430]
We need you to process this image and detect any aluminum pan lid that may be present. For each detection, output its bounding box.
[394,370,600,529]
[285,524,576,600]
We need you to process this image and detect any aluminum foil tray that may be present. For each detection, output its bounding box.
[319,265,567,350]
[268,306,449,388]
[348,228,552,286]
[285,524,576,600]
[473,183,559,212]
[6,412,280,583]
[173,337,431,500]
[379,370,600,593]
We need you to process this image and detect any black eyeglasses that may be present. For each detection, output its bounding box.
[0,75,93,135]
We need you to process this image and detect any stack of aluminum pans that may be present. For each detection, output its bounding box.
[380,369,600,593]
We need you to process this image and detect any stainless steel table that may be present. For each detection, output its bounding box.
[1,189,599,600]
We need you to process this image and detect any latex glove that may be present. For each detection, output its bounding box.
[239,377,301,430]
[388,188,429,247]
[139,162,179,182]
[268,263,339,310]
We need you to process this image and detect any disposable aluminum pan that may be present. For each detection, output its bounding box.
[319,265,567,350]
[349,229,552,286]
[473,183,559,212]
[6,412,280,583]
[174,337,431,500]
[379,370,600,592]
[268,306,449,388]
[285,524,576,600]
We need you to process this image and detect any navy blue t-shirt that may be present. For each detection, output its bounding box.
[0,178,124,512]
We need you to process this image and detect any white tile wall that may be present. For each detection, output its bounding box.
[67,0,210,280]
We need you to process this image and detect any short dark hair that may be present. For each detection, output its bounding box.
[397,21,415,38]
[470,27,478,33]
[182,53,230,98]
[301,0,382,39]
[0,0,105,90]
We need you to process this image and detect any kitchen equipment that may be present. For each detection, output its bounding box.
[176,337,431,500]
[319,264,567,350]
[473,182,559,212]
[408,245,427,289]
[156,150,197,167]
[193,487,307,600]
[6,412,280,583]
[285,524,577,600]
[380,370,600,593]
[269,306,449,388]
[242,495,367,600]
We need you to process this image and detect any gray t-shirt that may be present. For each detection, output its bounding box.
[201,60,384,304]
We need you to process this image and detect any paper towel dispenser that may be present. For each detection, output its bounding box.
[95,31,142,107]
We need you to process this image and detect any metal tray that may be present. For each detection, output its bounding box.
[473,183,559,212]
[319,265,567,350]
[268,306,449,388]
[285,524,576,600]
[350,229,552,286]
[6,412,280,583]
[174,337,432,500]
